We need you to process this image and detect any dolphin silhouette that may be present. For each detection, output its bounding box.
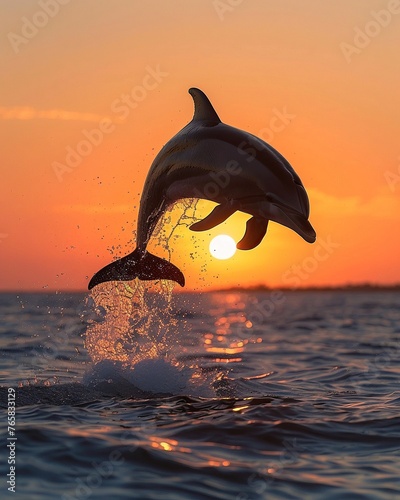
[88,88,316,290]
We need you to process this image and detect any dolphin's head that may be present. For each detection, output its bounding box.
[265,193,316,244]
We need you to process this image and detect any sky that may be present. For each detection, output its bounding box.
[1,0,400,291]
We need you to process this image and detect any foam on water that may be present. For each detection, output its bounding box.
[84,357,205,395]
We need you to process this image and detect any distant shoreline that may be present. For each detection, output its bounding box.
[211,283,400,293]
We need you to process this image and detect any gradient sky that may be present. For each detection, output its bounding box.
[1,0,400,291]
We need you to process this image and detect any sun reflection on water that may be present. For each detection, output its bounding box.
[201,294,263,363]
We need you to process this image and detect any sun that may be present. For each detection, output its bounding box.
[209,235,237,260]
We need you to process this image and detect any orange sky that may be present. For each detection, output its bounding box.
[1,0,400,291]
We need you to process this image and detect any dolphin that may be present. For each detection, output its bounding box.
[88,88,316,290]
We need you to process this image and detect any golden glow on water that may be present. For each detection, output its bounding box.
[197,293,268,364]
[66,425,116,438]
[159,442,172,451]
[232,405,250,412]
[214,357,242,364]
[206,459,231,467]
[206,346,245,355]
[149,436,235,467]
[149,437,191,454]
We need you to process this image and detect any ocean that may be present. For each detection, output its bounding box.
[0,287,399,499]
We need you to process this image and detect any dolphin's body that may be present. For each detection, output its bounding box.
[88,88,316,290]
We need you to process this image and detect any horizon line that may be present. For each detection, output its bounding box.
[1,282,400,294]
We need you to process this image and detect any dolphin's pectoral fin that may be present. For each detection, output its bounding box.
[189,203,237,231]
[88,249,185,290]
[237,217,269,250]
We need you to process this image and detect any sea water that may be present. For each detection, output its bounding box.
[0,288,399,499]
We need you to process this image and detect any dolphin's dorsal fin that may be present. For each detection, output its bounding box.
[189,88,221,125]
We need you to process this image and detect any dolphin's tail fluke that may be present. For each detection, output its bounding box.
[88,249,185,290]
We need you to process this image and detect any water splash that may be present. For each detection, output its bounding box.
[85,199,200,366]
[85,279,177,366]
[84,200,216,396]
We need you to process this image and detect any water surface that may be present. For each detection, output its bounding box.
[0,290,399,499]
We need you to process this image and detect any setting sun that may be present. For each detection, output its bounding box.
[209,235,237,260]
